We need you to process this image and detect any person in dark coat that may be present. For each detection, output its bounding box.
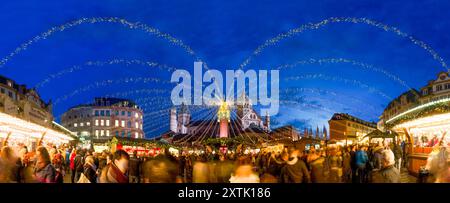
[142,153,179,183]
[82,155,97,183]
[309,150,329,183]
[342,147,352,183]
[349,145,357,183]
[393,141,403,170]
[371,149,400,183]
[73,150,85,182]
[128,151,141,183]
[280,149,310,183]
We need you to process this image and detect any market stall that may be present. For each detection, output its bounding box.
[0,111,75,152]
[92,136,180,157]
[386,100,450,176]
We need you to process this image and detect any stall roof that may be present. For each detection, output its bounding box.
[363,129,397,139]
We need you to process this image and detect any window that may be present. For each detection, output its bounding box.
[0,88,4,94]
[95,110,99,116]
[80,123,84,127]
[95,120,99,126]
[86,122,90,126]
[127,131,131,138]
[106,130,110,137]
[128,121,131,128]
[437,85,443,91]
[115,131,119,137]
[100,110,105,116]
[106,110,110,116]
[121,120,125,127]
[128,111,131,117]
[135,132,139,138]
[135,122,139,129]
[74,123,78,127]
[115,111,119,116]
[95,130,99,137]
[121,111,125,116]
[140,124,143,130]
[121,131,125,137]
[135,113,139,118]
[106,120,110,126]
[115,120,119,127]
[100,120,104,126]
[101,130,104,136]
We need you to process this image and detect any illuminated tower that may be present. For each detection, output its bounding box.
[217,101,230,138]
[170,107,177,133]
[178,103,190,134]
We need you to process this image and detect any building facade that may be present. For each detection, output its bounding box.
[328,113,376,145]
[61,98,144,145]
[0,75,74,150]
[0,75,53,127]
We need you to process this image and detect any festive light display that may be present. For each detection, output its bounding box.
[240,17,447,70]
[0,17,199,68]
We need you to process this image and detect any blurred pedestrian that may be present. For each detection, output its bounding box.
[34,146,56,183]
[371,149,400,183]
[355,145,368,183]
[82,155,97,183]
[99,150,129,183]
[142,153,179,183]
[0,146,21,183]
[280,148,310,183]
[70,149,77,183]
[229,159,259,183]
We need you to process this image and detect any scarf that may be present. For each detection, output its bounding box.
[104,163,128,183]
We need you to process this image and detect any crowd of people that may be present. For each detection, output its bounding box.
[0,139,448,183]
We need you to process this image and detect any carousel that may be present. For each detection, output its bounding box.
[386,97,450,176]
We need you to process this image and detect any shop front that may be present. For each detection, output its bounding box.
[0,111,75,152]
[387,102,450,176]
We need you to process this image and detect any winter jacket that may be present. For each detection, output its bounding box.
[128,157,141,177]
[280,157,311,183]
[393,145,403,160]
[34,164,56,183]
[371,165,400,183]
[309,157,330,183]
[70,153,76,170]
[355,150,368,167]
[74,155,84,172]
[83,163,97,183]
